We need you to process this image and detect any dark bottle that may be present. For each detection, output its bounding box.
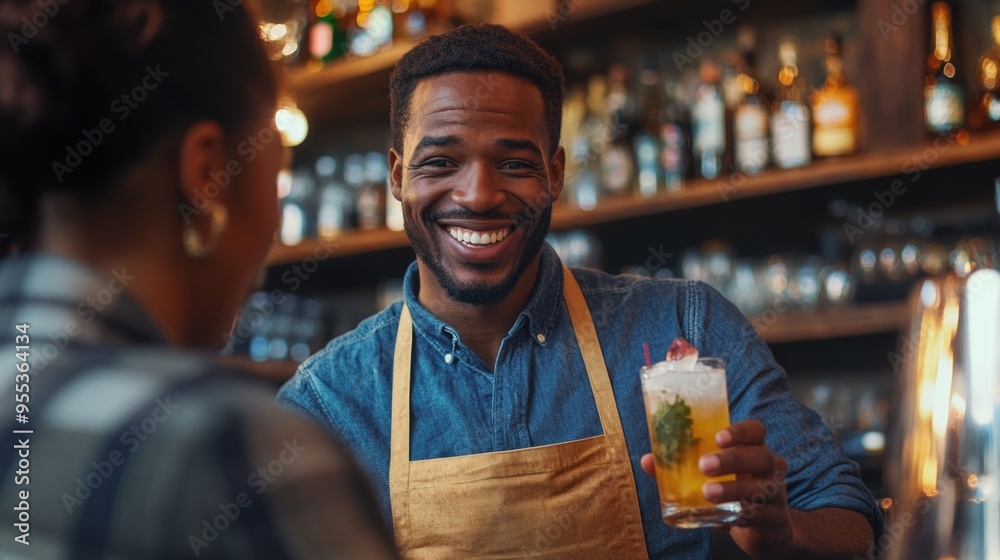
[972,16,1000,128]
[733,31,769,175]
[600,63,636,197]
[811,34,860,157]
[770,40,812,170]
[924,1,965,134]
[692,58,727,180]
[356,152,388,230]
[634,63,665,197]
[661,81,688,191]
[308,0,349,65]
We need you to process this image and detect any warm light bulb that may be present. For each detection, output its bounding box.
[268,23,288,41]
[275,104,308,147]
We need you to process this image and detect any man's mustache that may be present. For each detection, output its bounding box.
[424,209,516,223]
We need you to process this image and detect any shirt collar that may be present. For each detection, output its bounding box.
[0,253,168,346]
[401,243,565,349]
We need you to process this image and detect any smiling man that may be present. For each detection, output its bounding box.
[278,24,883,559]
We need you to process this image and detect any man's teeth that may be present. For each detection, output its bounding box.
[448,227,511,246]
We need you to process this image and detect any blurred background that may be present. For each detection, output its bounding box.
[230,0,1000,550]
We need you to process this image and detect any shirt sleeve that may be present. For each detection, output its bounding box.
[276,366,348,444]
[163,390,399,560]
[687,281,885,545]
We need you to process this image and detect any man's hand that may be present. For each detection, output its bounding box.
[641,419,794,558]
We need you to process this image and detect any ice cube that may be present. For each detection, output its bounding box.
[666,337,699,362]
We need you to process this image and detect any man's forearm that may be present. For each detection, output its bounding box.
[785,507,873,560]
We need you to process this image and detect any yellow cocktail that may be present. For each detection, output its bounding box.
[641,356,742,528]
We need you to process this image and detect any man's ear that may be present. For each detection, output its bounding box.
[389,148,403,202]
[548,145,566,202]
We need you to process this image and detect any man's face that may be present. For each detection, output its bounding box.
[389,72,565,306]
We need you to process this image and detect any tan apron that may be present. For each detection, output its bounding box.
[389,266,649,559]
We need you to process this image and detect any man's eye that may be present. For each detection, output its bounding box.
[425,159,451,168]
[501,161,536,170]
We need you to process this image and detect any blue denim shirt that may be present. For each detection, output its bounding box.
[278,244,884,558]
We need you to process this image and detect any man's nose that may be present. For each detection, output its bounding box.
[451,161,506,213]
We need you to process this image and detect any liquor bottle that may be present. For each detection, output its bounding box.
[344,154,366,230]
[391,0,424,41]
[386,182,404,231]
[309,0,348,65]
[290,299,324,362]
[661,81,688,191]
[349,0,394,57]
[733,29,769,175]
[568,84,599,210]
[573,77,607,211]
[692,58,727,179]
[584,73,610,157]
[634,63,664,197]
[280,169,314,246]
[811,34,859,157]
[561,84,589,207]
[356,152,387,230]
[973,16,1000,128]
[316,156,352,240]
[247,293,272,362]
[601,64,635,197]
[924,2,965,134]
[770,40,812,169]
[576,81,601,210]
[268,295,298,362]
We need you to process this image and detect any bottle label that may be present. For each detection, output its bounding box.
[281,204,305,246]
[634,134,660,197]
[693,90,725,154]
[573,168,599,210]
[356,187,384,229]
[318,185,349,240]
[988,95,1000,122]
[925,83,965,132]
[310,22,334,59]
[735,104,769,173]
[813,98,856,156]
[404,11,427,39]
[600,146,633,195]
[771,102,811,169]
[660,123,685,190]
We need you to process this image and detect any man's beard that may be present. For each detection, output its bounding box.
[405,205,552,306]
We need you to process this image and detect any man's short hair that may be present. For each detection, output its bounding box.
[389,24,566,156]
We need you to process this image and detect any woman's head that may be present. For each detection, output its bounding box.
[0,0,286,348]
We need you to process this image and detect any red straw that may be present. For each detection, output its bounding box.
[643,342,651,368]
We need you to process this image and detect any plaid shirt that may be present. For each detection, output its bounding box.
[0,253,398,560]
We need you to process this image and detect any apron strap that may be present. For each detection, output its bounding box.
[561,266,626,439]
[561,266,648,552]
[389,304,414,539]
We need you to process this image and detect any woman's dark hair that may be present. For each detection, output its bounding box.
[0,0,278,253]
[389,23,565,158]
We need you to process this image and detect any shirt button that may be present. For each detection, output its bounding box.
[536,333,546,343]
[444,353,454,364]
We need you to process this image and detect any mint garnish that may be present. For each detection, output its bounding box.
[651,396,700,467]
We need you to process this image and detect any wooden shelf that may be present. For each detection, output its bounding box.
[287,40,418,94]
[267,228,409,268]
[552,132,1000,230]
[267,131,1000,267]
[753,301,910,344]
[286,0,654,88]
[285,0,657,126]
[232,302,912,381]
[221,356,299,383]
